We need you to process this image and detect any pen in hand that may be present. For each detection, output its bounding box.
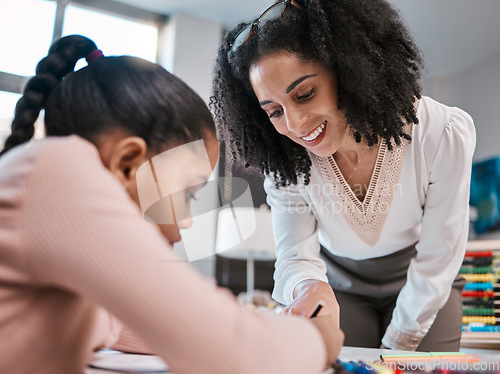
[309,301,325,318]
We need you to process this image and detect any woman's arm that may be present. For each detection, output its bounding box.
[264,176,339,319]
[382,106,476,350]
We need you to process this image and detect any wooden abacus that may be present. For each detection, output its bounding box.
[460,240,500,348]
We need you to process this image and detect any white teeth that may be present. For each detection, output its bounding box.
[301,122,326,141]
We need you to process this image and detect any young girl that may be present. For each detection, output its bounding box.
[211,0,475,351]
[0,35,343,374]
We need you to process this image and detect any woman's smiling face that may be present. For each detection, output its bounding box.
[249,51,349,157]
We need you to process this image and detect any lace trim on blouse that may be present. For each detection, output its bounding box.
[310,125,412,246]
[382,322,423,351]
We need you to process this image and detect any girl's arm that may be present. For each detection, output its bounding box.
[22,137,335,374]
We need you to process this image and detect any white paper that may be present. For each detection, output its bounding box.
[89,353,169,373]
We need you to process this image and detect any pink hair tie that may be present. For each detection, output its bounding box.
[86,49,104,63]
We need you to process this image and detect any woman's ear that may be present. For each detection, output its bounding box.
[106,136,148,187]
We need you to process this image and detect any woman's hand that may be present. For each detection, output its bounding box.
[282,279,340,325]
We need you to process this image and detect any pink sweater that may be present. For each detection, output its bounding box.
[0,136,326,374]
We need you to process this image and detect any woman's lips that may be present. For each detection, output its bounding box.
[301,121,327,146]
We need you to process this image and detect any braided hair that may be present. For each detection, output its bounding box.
[211,0,423,187]
[1,35,215,156]
[1,36,95,154]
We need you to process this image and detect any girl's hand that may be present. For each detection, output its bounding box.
[282,280,343,367]
[281,279,340,326]
[310,315,344,367]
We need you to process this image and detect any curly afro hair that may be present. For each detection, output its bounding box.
[211,0,423,187]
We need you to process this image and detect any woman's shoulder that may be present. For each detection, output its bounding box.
[412,96,475,151]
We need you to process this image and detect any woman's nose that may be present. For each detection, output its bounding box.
[285,108,308,135]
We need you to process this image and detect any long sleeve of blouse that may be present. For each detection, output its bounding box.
[382,99,476,349]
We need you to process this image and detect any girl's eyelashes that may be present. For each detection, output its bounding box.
[185,191,198,203]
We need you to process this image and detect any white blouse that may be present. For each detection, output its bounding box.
[264,96,476,350]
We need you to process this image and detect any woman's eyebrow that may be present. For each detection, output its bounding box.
[259,74,318,106]
[285,74,317,94]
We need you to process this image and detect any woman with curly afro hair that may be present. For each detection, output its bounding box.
[211,0,476,351]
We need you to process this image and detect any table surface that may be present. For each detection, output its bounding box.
[85,346,500,374]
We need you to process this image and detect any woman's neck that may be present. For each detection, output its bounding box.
[334,135,371,167]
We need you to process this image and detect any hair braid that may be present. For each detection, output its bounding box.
[1,35,97,156]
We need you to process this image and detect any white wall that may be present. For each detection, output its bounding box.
[424,51,500,162]
[160,12,223,103]
[159,13,223,278]
[423,52,500,239]
[447,51,500,161]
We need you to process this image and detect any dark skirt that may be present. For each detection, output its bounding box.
[320,244,465,351]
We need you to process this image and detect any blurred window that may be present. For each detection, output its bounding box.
[0,0,162,146]
[0,0,56,77]
[63,4,158,70]
[0,91,22,148]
